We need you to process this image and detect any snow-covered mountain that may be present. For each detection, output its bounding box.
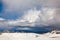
[0,32,60,40]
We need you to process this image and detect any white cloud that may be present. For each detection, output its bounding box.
[3,0,42,12]
[42,0,60,8]
[0,7,56,27]
[0,0,60,28]
[1,0,42,19]
[5,8,55,27]
[1,0,60,19]
[20,8,41,23]
[18,8,55,26]
[0,18,7,27]
[0,18,5,20]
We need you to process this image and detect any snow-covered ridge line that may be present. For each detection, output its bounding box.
[0,32,60,40]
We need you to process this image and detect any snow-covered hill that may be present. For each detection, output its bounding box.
[0,33,60,40]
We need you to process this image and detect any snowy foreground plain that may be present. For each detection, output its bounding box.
[0,33,60,40]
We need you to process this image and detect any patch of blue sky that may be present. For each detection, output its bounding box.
[0,0,3,13]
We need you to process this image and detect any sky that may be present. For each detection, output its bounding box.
[0,0,59,20]
[0,0,42,20]
[0,0,60,28]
